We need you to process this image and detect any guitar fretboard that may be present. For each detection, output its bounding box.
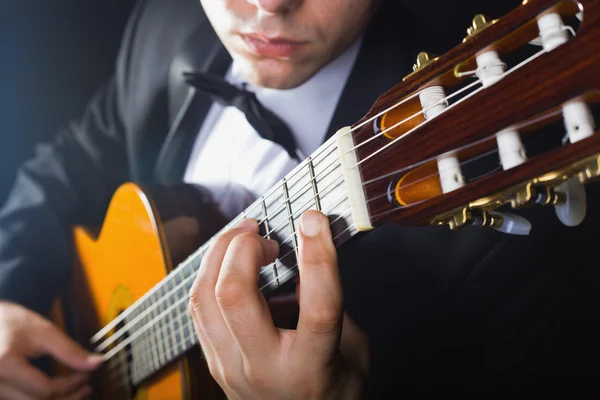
[107,135,361,386]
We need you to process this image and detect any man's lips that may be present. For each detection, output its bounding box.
[240,33,307,58]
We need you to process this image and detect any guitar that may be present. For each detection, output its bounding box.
[58,0,600,398]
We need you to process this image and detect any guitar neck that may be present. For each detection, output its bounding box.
[122,130,362,385]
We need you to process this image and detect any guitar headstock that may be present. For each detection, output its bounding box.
[343,0,600,234]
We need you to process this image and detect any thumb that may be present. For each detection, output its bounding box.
[31,320,103,371]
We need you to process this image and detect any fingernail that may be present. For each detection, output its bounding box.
[300,212,322,237]
[87,354,104,364]
[236,218,257,230]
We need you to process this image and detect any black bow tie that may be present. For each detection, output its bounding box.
[184,72,300,161]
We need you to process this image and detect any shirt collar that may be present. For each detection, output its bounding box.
[226,36,364,157]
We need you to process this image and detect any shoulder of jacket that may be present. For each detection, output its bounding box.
[116,0,209,116]
[126,0,208,59]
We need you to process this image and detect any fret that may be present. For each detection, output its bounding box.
[171,269,185,355]
[182,311,194,350]
[186,255,200,350]
[137,309,150,382]
[307,156,321,211]
[287,159,320,225]
[166,274,180,357]
[158,282,172,363]
[261,196,279,287]
[311,150,353,237]
[147,291,160,372]
[184,260,196,292]
[133,305,153,380]
[132,305,146,381]
[127,311,142,384]
[153,285,164,367]
[260,197,270,239]
[282,179,299,263]
[182,259,196,346]
[313,156,344,208]
[181,260,195,350]
[156,288,167,368]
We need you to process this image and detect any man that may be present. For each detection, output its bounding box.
[0,0,598,398]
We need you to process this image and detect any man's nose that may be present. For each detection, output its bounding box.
[247,0,302,15]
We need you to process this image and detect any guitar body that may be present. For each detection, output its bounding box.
[65,183,221,399]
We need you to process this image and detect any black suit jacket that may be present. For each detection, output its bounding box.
[1,0,599,396]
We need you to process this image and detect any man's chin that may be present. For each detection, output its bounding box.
[238,58,318,90]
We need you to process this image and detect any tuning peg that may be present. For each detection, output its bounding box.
[403,52,439,81]
[413,52,436,72]
[529,12,572,50]
[463,14,499,42]
[489,212,532,235]
[563,101,595,144]
[554,176,587,227]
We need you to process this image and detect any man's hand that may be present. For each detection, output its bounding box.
[188,210,369,399]
[0,301,103,399]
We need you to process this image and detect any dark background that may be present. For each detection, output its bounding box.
[0,0,135,205]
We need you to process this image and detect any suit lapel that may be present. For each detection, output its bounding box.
[154,25,231,182]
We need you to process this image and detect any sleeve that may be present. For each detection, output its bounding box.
[0,0,147,316]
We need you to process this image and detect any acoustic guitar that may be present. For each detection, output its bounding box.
[57,0,600,397]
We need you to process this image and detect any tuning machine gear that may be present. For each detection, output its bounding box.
[435,208,531,235]
[403,52,439,81]
[509,176,587,227]
[462,14,499,42]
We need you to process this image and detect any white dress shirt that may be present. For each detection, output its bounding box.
[183,37,362,219]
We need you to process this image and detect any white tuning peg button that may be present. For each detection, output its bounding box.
[490,212,532,235]
[555,176,587,227]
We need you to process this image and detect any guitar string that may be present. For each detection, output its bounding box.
[115,97,580,381]
[100,188,352,363]
[94,165,347,354]
[90,85,425,343]
[103,138,508,378]
[248,75,485,232]
[98,103,452,357]
[94,43,549,344]
[107,98,573,386]
[354,48,547,169]
[106,103,573,384]
[92,142,340,345]
[243,76,485,235]
[93,74,481,352]
[107,224,359,394]
[189,45,546,237]
[93,55,496,345]
[105,207,354,385]
[93,46,548,352]
[105,216,356,390]
[92,74,476,348]
[362,106,567,188]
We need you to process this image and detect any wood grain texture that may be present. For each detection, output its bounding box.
[351,0,600,227]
